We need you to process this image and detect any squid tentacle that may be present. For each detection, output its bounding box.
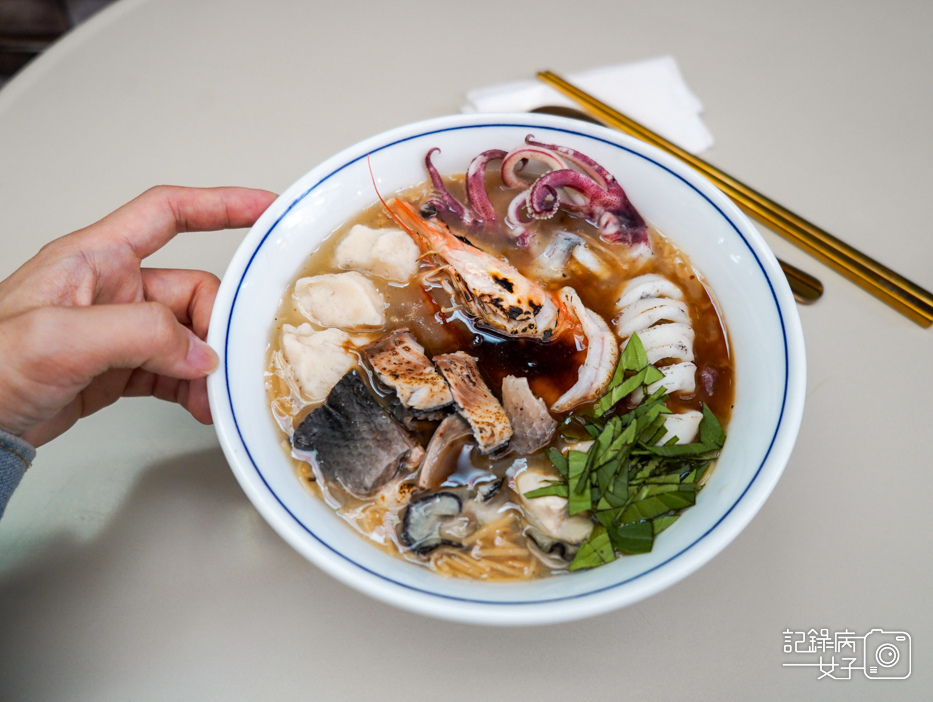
[425,148,505,228]
[500,146,567,189]
[524,136,613,190]
[506,191,535,247]
[524,136,647,245]
[465,149,506,222]
[424,135,648,248]
[425,148,474,226]
[527,170,604,219]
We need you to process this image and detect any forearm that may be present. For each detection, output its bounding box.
[0,428,35,519]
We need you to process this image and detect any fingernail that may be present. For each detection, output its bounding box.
[187,336,219,375]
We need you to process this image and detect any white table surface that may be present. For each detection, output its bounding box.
[1,0,931,699]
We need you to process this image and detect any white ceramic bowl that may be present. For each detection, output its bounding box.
[207,113,805,625]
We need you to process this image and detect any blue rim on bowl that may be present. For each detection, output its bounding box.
[207,113,806,625]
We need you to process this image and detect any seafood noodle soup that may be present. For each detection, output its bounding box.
[266,136,734,580]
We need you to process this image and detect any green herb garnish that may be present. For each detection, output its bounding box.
[569,525,616,571]
[527,332,727,571]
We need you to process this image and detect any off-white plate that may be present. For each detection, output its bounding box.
[207,113,805,626]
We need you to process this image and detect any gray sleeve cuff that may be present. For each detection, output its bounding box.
[0,428,36,520]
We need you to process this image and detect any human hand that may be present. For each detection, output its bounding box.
[0,185,277,447]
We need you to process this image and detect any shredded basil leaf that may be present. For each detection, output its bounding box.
[621,490,696,523]
[620,333,648,373]
[522,332,728,572]
[546,448,569,478]
[523,483,569,499]
[567,451,592,515]
[652,514,680,535]
[569,526,616,571]
[609,520,654,554]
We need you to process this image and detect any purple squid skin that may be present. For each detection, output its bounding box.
[425,147,474,226]
[421,135,647,247]
[424,148,506,227]
[524,137,648,246]
[465,149,507,221]
[499,146,566,189]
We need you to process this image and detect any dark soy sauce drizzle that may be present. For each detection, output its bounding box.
[433,309,585,409]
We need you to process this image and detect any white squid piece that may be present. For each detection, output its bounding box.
[645,361,697,397]
[615,273,684,308]
[614,296,691,338]
[615,274,701,429]
[550,287,620,413]
[571,244,611,278]
[529,232,612,283]
[658,410,704,445]
[615,275,695,371]
[529,231,581,281]
[634,323,695,365]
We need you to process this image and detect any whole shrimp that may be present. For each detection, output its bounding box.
[383,198,575,341]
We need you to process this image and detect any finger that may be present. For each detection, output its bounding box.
[15,303,218,389]
[78,185,278,260]
[21,368,212,447]
[2,304,219,445]
[123,371,213,424]
[183,376,213,424]
[141,268,220,339]
[19,368,132,447]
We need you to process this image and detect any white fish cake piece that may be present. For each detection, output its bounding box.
[280,324,357,403]
[335,224,421,282]
[293,271,386,330]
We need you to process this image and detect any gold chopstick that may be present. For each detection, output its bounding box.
[537,70,933,327]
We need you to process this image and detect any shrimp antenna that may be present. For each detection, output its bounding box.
[368,153,418,239]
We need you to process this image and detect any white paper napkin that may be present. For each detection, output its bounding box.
[462,56,714,155]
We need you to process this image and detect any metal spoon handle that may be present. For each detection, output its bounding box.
[780,259,823,304]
